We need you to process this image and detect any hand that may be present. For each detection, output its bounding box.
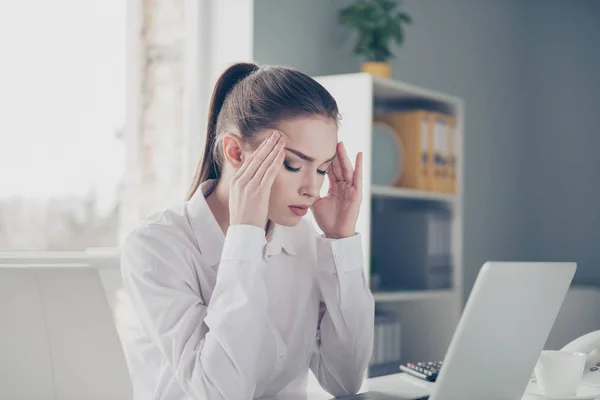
[311,142,363,239]
[229,131,285,229]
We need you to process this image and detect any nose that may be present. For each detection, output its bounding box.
[300,173,320,199]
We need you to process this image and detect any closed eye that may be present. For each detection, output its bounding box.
[284,160,328,175]
[283,160,301,173]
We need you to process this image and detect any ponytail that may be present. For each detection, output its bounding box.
[185,62,258,200]
[185,62,340,201]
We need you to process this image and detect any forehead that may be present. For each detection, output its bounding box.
[277,116,338,160]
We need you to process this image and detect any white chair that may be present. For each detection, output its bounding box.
[0,264,133,400]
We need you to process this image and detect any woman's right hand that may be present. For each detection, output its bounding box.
[229,130,285,230]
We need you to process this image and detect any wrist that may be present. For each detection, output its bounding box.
[324,231,356,239]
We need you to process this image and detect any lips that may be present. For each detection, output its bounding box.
[289,205,309,217]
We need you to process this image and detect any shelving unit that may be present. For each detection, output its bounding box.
[372,185,456,203]
[313,73,464,381]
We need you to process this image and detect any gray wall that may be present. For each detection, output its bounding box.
[516,0,600,286]
[254,0,600,297]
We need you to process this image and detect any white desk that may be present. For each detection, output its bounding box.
[357,373,433,398]
[266,372,556,400]
[263,373,432,399]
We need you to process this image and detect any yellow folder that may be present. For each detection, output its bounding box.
[375,110,433,191]
[446,116,457,194]
[432,113,448,193]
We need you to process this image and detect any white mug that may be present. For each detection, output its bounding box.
[534,350,587,396]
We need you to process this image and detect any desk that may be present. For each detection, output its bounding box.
[264,373,568,400]
[262,373,432,399]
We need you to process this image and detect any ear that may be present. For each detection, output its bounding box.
[222,134,245,169]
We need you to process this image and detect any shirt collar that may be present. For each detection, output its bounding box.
[186,179,297,265]
[186,180,225,266]
[266,222,298,257]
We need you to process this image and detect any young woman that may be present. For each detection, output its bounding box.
[120,63,375,400]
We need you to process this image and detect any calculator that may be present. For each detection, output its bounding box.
[399,361,443,382]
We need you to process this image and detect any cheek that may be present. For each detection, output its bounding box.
[271,169,296,197]
[318,173,326,187]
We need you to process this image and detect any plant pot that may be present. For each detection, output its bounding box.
[361,61,392,79]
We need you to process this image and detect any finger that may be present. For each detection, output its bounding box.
[242,132,281,180]
[338,142,354,182]
[331,145,344,182]
[235,131,273,177]
[352,152,363,190]
[256,138,285,183]
[261,146,286,187]
[326,163,337,186]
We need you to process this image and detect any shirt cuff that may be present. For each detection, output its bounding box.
[316,233,364,274]
[222,224,267,262]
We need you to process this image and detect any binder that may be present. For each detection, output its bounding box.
[432,114,448,193]
[447,116,457,194]
[375,111,433,191]
[371,202,453,290]
[424,113,434,192]
[371,312,402,367]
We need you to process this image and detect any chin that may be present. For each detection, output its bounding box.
[270,214,303,227]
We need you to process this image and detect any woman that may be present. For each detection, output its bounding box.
[120,62,374,400]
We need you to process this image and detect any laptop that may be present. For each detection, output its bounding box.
[0,264,132,400]
[351,262,577,400]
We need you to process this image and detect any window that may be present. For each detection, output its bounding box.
[0,0,125,250]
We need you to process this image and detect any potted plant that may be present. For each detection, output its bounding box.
[339,0,412,78]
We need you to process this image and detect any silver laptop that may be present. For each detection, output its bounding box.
[0,264,132,400]
[353,262,576,400]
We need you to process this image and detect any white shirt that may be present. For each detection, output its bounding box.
[120,180,375,400]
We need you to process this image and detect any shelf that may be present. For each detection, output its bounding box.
[312,73,464,373]
[372,76,461,106]
[371,185,456,203]
[373,289,456,302]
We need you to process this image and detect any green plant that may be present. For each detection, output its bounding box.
[339,0,412,62]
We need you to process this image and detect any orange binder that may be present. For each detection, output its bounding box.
[375,110,433,191]
[446,116,457,194]
[432,113,448,193]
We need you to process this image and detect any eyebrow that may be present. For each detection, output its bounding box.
[284,147,337,164]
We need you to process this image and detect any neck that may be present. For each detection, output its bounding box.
[205,179,231,235]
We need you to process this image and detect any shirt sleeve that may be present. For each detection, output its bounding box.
[121,224,268,400]
[309,233,375,397]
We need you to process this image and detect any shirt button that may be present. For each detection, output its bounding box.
[334,252,342,260]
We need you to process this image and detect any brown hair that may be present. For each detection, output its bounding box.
[185,62,340,200]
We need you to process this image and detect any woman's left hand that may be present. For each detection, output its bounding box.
[311,142,363,239]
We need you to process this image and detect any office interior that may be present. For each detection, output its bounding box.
[1,0,599,397]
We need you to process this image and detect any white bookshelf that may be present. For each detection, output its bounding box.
[314,73,465,379]
[372,185,456,203]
